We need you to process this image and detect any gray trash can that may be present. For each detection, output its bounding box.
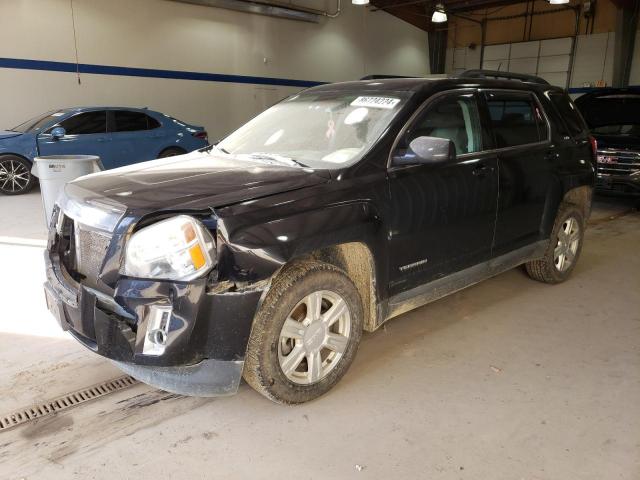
[31,155,104,227]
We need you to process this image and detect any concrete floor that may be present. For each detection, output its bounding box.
[0,188,639,480]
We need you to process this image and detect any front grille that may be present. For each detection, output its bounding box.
[56,214,112,284]
[597,149,640,176]
[75,223,112,281]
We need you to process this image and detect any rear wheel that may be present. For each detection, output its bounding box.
[0,155,35,195]
[243,261,363,404]
[525,204,585,284]
[158,147,186,158]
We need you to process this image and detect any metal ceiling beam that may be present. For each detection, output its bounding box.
[443,0,530,12]
[372,0,530,13]
[609,0,637,9]
[168,0,326,23]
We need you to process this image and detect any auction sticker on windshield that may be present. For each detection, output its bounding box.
[351,96,400,109]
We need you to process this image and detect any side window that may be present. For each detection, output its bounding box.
[114,110,155,132]
[400,93,484,156]
[485,92,547,148]
[59,111,107,135]
[548,92,586,137]
[147,115,161,129]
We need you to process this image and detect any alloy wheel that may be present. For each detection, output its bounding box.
[554,216,580,272]
[0,159,31,194]
[278,290,351,385]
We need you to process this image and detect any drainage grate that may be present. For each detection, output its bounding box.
[0,375,138,432]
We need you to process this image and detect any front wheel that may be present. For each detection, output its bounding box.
[243,261,363,404]
[525,204,585,284]
[0,155,35,195]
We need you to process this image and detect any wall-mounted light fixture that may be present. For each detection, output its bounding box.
[548,0,570,4]
[352,0,369,4]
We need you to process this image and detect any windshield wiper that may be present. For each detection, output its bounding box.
[247,153,308,168]
[200,144,230,154]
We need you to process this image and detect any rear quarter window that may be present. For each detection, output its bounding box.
[548,92,586,137]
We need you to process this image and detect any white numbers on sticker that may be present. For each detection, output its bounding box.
[351,96,400,109]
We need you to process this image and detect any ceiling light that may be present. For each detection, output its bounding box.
[548,0,569,3]
[432,3,447,23]
[352,0,369,5]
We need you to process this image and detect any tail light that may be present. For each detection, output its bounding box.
[192,131,208,142]
[589,135,597,156]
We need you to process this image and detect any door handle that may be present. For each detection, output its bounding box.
[471,163,489,176]
[545,151,559,161]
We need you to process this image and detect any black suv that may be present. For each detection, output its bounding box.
[575,87,640,196]
[44,70,596,404]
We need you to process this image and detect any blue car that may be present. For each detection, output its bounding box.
[0,107,208,195]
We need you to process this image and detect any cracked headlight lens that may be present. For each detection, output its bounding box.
[124,215,216,281]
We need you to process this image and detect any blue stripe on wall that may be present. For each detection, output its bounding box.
[0,57,325,89]
[1,57,636,95]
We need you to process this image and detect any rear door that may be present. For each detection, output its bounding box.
[386,90,499,295]
[483,90,554,256]
[109,110,165,167]
[37,111,112,164]
[547,91,594,168]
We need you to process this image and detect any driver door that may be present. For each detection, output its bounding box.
[386,90,499,295]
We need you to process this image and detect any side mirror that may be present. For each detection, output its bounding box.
[395,136,456,166]
[51,126,66,139]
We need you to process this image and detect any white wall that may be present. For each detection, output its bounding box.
[571,32,616,88]
[0,0,429,139]
[445,33,618,90]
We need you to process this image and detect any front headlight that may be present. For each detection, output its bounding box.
[124,215,216,281]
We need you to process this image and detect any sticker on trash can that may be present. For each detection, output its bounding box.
[48,163,66,172]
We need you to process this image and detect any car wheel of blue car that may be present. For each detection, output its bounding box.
[158,147,186,158]
[0,155,35,195]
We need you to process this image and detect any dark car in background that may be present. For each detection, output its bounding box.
[44,72,595,404]
[575,88,640,197]
[0,107,208,195]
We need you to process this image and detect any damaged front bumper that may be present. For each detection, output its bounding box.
[113,358,244,397]
[44,251,264,397]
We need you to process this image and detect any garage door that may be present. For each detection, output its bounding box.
[481,37,573,88]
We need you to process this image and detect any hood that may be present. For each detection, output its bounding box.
[69,150,331,214]
[0,130,22,140]
[575,90,640,129]
[593,133,640,152]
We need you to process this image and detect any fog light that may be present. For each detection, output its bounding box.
[143,305,173,356]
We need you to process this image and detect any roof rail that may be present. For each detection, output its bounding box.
[360,75,415,80]
[459,69,550,86]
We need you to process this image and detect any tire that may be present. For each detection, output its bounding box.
[525,204,585,284]
[158,147,186,158]
[243,261,364,404]
[0,155,35,195]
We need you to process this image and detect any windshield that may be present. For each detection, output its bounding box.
[592,124,640,135]
[11,111,66,133]
[218,91,409,169]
